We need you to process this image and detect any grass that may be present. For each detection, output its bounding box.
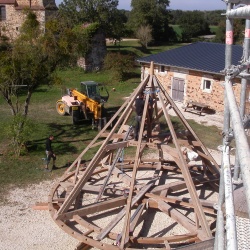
[0,41,222,201]
[170,24,218,38]
[209,25,219,34]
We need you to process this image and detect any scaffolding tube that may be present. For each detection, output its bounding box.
[223,145,238,250]
[225,0,250,4]
[226,5,250,18]
[224,78,250,217]
[214,3,233,249]
[233,18,250,184]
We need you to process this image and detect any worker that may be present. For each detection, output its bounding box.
[134,92,145,141]
[45,135,56,172]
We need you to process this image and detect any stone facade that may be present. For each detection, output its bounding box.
[0,0,57,40]
[141,64,250,114]
[77,28,107,71]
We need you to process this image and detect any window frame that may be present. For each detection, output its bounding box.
[201,77,213,93]
[0,5,6,21]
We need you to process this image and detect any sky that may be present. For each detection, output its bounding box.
[118,0,226,11]
[55,0,227,11]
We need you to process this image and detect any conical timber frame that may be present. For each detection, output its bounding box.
[48,62,220,249]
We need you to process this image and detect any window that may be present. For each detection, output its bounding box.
[0,5,6,21]
[202,79,212,91]
[160,65,165,72]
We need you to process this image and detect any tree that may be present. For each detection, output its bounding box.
[58,0,121,38]
[103,52,134,81]
[213,19,244,44]
[108,9,128,41]
[128,0,175,42]
[136,25,152,48]
[0,11,72,156]
[178,11,210,42]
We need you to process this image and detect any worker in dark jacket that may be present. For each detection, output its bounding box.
[134,92,145,141]
[45,135,56,171]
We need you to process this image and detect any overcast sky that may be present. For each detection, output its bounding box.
[55,0,227,11]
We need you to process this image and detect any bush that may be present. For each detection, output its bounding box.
[103,52,134,81]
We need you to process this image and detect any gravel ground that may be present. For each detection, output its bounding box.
[0,106,228,250]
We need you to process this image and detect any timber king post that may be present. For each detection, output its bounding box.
[47,62,220,249]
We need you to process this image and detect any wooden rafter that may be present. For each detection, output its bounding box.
[48,62,220,250]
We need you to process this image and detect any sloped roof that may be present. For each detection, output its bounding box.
[137,42,243,75]
[0,0,15,3]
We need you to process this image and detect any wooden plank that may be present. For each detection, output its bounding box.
[75,230,94,250]
[174,238,214,250]
[129,203,146,232]
[158,92,212,238]
[96,181,155,240]
[178,139,202,147]
[57,196,127,220]
[164,240,171,250]
[158,200,197,232]
[105,141,128,151]
[129,232,197,244]
[32,202,49,210]
[115,203,146,245]
[120,90,152,249]
[145,193,216,215]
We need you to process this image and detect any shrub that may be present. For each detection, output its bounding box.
[103,52,134,81]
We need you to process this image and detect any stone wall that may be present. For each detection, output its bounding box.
[77,29,107,71]
[0,0,57,39]
[141,64,244,113]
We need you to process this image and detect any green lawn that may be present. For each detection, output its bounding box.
[170,24,218,38]
[0,42,222,201]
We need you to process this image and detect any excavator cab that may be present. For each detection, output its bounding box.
[80,81,109,103]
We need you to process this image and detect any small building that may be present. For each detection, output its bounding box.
[137,42,250,114]
[0,0,58,39]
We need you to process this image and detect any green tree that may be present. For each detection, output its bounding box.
[179,11,210,42]
[128,0,175,42]
[108,9,128,41]
[213,19,244,44]
[0,11,72,156]
[58,0,121,38]
[104,52,134,81]
[204,10,224,26]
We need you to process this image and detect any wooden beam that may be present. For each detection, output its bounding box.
[57,196,127,220]
[96,181,156,240]
[158,200,196,232]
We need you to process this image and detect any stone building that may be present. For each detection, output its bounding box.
[0,1,106,71]
[137,42,250,114]
[0,0,57,39]
[77,24,107,72]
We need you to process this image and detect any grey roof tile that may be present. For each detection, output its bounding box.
[137,42,243,75]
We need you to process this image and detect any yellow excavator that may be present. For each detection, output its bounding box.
[56,81,109,129]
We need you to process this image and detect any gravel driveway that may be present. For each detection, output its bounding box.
[0,105,229,250]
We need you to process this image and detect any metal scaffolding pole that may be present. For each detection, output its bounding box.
[226,5,250,19]
[233,18,250,184]
[223,145,238,250]
[225,0,250,216]
[215,2,233,249]
[224,77,250,216]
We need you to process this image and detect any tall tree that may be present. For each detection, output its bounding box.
[178,11,210,42]
[0,11,73,156]
[128,0,174,42]
[58,0,120,37]
[213,19,244,44]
